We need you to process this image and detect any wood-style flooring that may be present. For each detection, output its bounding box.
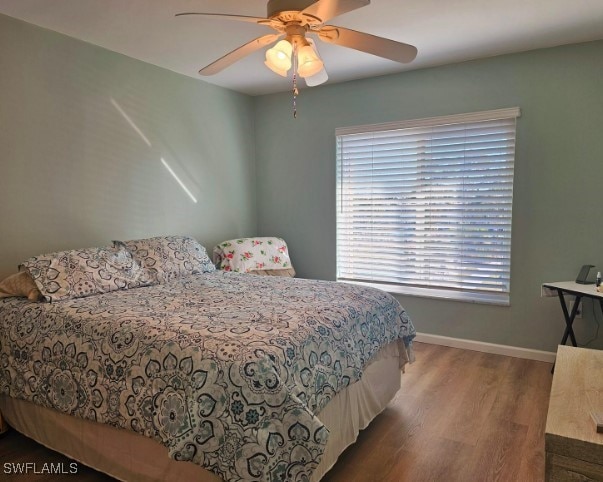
[0,342,553,481]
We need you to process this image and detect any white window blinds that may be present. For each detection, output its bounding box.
[336,108,520,304]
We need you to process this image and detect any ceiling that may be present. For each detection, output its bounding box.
[1,0,603,96]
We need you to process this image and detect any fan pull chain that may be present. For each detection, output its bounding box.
[292,43,299,118]
[292,75,299,118]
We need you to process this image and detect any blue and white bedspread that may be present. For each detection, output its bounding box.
[0,272,415,481]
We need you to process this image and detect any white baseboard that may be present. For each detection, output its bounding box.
[414,333,556,363]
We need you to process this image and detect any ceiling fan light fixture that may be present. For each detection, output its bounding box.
[265,39,293,75]
[178,0,418,116]
[304,67,328,86]
[296,44,324,78]
[303,38,328,86]
[264,60,289,77]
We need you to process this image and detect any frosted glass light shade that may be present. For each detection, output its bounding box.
[264,61,288,77]
[265,40,293,75]
[297,45,324,78]
[305,67,328,86]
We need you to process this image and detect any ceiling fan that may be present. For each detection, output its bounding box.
[176,0,417,87]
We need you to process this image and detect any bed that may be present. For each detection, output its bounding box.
[0,236,415,482]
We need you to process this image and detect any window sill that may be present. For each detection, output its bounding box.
[338,279,510,306]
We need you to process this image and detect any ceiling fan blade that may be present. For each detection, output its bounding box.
[175,12,269,24]
[302,0,370,23]
[318,25,417,63]
[199,34,281,76]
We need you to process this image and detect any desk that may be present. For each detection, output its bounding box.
[542,281,603,348]
[545,345,603,480]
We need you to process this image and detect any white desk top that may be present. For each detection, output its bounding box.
[542,281,603,299]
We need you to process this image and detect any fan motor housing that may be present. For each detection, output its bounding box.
[267,0,317,19]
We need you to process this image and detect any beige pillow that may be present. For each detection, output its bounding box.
[0,271,43,302]
[252,268,296,277]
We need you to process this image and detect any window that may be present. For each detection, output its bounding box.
[336,108,520,305]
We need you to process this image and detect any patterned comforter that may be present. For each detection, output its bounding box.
[0,272,415,481]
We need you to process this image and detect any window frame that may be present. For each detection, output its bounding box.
[335,107,521,306]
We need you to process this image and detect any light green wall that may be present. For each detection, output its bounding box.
[0,14,257,278]
[254,40,603,352]
[3,11,603,352]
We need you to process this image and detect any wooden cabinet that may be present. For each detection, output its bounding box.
[545,345,603,481]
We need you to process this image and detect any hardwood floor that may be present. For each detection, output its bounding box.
[323,342,552,482]
[0,342,552,481]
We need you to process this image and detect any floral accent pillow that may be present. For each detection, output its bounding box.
[213,237,294,275]
[20,245,153,302]
[114,235,215,284]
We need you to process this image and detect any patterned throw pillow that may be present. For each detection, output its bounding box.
[114,235,215,283]
[20,245,153,302]
[213,237,295,275]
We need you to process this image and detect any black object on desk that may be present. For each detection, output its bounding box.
[576,264,595,284]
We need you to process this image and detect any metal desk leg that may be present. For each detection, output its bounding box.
[558,291,580,347]
[552,291,582,374]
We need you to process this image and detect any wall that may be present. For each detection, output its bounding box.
[0,14,257,278]
[2,11,602,353]
[255,40,603,352]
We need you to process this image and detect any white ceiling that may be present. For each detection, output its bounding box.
[1,0,602,96]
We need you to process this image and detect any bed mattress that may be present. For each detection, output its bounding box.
[0,272,415,481]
